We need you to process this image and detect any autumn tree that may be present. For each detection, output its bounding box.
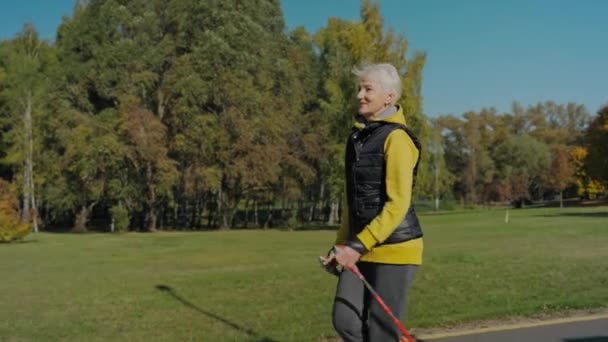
[585,105,608,185]
[0,179,31,242]
[545,145,576,207]
[570,146,605,199]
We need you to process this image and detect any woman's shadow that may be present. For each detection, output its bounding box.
[155,284,277,342]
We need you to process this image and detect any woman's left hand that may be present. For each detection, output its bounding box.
[334,245,361,268]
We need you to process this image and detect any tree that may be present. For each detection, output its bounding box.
[186,0,303,228]
[0,24,56,232]
[492,135,551,206]
[585,105,608,185]
[527,101,590,145]
[119,101,177,231]
[427,118,455,210]
[570,146,605,199]
[0,179,31,242]
[56,0,182,231]
[60,109,129,232]
[314,0,427,221]
[545,145,576,208]
[436,112,495,205]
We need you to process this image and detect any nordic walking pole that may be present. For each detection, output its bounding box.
[347,265,416,342]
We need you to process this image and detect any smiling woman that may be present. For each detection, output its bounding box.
[354,64,402,120]
[321,63,424,342]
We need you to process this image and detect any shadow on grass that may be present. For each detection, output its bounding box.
[155,284,277,342]
[563,337,608,342]
[0,239,38,245]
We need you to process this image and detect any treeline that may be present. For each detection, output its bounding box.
[434,103,607,209]
[0,0,606,233]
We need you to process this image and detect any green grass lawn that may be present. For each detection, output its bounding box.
[1,206,607,341]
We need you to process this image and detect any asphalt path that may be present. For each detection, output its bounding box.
[416,315,608,342]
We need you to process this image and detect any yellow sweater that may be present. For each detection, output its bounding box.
[335,105,423,265]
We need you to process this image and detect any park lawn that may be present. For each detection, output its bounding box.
[1,206,607,341]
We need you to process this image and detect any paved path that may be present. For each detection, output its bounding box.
[416,314,608,342]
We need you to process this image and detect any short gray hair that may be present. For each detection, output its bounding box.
[353,63,402,104]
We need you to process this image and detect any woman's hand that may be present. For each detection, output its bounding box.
[319,247,341,276]
[334,245,361,269]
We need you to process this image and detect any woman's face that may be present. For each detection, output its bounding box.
[357,75,393,119]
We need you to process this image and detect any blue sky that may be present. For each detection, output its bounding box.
[1,1,606,117]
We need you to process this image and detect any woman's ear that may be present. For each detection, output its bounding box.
[385,91,395,106]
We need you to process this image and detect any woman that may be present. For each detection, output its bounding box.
[322,63,423,342]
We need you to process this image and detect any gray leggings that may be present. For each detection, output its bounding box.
[332,262,417,342]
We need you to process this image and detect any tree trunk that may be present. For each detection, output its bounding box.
[190,197,198,229]
[145,162,157,232]
[22,167,30,222]
[559,191,564,208]
[317,181,325,222]
[221,208,231,230]
[157,86,165,121]
[434,164,440,212]
[263,199,274,229]
[197,194,206,229]
[173,201,179,228]
[327,198,338,225]
[217,186,223,228]
[221,197,240,230]
[308,201,314,223]
[253,200,259,228]
[159,206,164,230]
[244,198,250,228]
[21,95,38,233]
[147,207,158,232]
[207,192,217,228]
[73,205,89,233]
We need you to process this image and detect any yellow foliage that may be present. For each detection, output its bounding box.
[568,146,606,198]
[576,178,606,199]
[0,180,32,243]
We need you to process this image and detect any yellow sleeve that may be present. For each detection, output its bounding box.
[356,129,419,250]
[335,192,349,245]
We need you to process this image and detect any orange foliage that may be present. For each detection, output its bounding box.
[0,180,31,242]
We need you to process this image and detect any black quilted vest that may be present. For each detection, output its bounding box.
[345,121,423,245]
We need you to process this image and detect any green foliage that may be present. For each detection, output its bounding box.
[110,203,129,232]
[419,118,456,204]
[1,0,603,231]
[286,209,299,230]
[492,135,551,200]
[314,0,428,210]
[437,101,594,205]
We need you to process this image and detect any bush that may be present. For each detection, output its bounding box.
[110,204,130,232]
[0,180,31,243]
[286,209,299,230]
